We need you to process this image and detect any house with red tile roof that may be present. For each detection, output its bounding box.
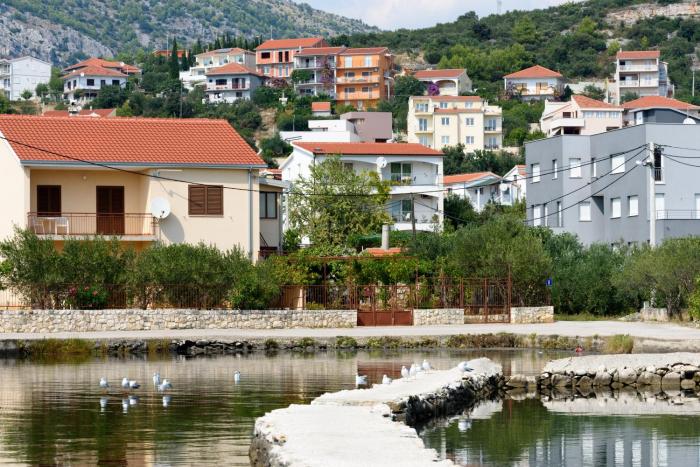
[256,37,328,79]
[612,50,674,105]
[503,65,565,101]
[0,115,271,256]
[205,63,265,103]
[335,47,394,110]
[294,46,347,98]
[282,142,444,232]
[540,94,623,137]
[502,165,527,204]
[311,101,332,117]
[61,57,140,108]
[412,68,472,96]
[183,48,256,89]
[621,96,700,126]
[443,172,504,212]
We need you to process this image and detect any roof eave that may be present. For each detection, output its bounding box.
[19,160,267,169]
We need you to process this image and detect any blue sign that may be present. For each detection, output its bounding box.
[545,278,553,287]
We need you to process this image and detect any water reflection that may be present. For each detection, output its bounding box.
[0,349,563,466]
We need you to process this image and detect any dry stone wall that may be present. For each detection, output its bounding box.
[412,308,464,326]
[510,306,554,324]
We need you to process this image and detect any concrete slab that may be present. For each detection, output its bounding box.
[544,353,700,374]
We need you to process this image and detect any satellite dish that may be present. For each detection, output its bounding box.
[377,156,388,169]
[150,197,171,219]
[683,117,696,125]
[499,183,509,192]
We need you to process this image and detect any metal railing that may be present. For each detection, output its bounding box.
[27,213,158,237]
[656,210,700,220]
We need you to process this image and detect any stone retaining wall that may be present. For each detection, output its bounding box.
[0,308,357,333]
[510,306,554,324]
[640,307,670,322]
[412,308,464,326]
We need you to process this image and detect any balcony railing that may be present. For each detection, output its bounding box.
[27,213,158,238]
[619,64,657,72]
[619,80,639,88]
[656,210,700,220]
[336,76,380,84]
[484,126,500,132]
[208,84,249,91]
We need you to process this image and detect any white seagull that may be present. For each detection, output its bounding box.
[422,359,431,372]
[121,377,130,389]
[99,377,109,389]
[355,374,368,385]
[457,361,474,372]
[158,379,172,392]
[234,371,241,383]
[129,380,140,389]
[382,374,392,385]
[162,395,171,408]
[409,364,418,378]
[401,366,409,379]
[153,372,161,386]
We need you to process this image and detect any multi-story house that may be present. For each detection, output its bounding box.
[611,50,674,105]
[181,48,256,89]
[335,47,394,110]
[293,46,345,98]
[503,65,564,101]
[525,123,700,246]
[281,142,444,232]
[540,95,623,137]
[502,165,527,204]
[255,37,327,79]
[280,111,393,143]
[63,57,141,77]
[412,69,472,96]
[0,115,270,257]
[406,96,503,151]
[443,172,502,212]
[204,63,265,103]
[0,56,52,100]
[61,57,140,107]
[622,96,700,126]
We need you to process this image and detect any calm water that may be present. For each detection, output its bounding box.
[0,349,561,466]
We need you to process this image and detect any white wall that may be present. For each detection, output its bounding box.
[6,57,51,101]
[0,135,30,241]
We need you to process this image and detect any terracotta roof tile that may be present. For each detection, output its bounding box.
[197,48,250,57]
[62,65,127,80]
[504,65,563,79]
[43,109,116,118]
[256,37,325,51]
[341,47,389,55]
[444,172,500,184]
[364,247,403,257]
[294,142,442,156]
[415,96,482,102]
[63,57,140,74]
[621,95,700,110]
[414,69,465,79]
[296,46,346,57]
[311,101,332,112]
[206,63,262,76]
[571,95,621,109]
[0,116,265,167]
[617,50,660,60]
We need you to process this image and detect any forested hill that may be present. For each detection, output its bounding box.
[0,0,378,66]
[330,0,700,101]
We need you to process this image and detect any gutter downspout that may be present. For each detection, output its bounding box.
[248,168,254,261]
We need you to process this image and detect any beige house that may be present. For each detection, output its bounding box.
[503,65,564,101]
[0,115,268,257]
[540,95,623,137]
[611,50,674,105]
[412,68,472,96]
[407,96,503,151]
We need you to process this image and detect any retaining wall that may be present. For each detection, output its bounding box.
[0,308,357,333]
[412,308,463,326]
[510,306,554,324]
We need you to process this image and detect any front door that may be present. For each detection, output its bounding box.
[96,186,125,235]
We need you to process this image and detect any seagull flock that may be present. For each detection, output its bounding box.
[356,359,475,387]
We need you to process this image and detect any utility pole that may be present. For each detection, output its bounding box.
[693,69,696,97]
[410,194,417,241]
[648,142,656,247]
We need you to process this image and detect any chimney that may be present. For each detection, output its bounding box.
[381,224,390,250]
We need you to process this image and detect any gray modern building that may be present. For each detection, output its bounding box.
[525,123,700,245]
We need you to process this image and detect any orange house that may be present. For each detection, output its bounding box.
[255,37,327,79]
[335,47,394,110]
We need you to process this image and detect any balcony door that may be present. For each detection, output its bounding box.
[96,186,124,235]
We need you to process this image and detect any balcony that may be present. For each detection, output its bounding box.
[619,80,640,88]
[27,213,158,240]
[207,83,249,91]
[295,59,336,70]
[619,64,657,72]
[338,92,380,101]
[656,210,700,220]
[484,126,501,133]
[336,76,381,84]
[550,117,585,130]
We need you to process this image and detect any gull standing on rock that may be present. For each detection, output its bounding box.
[422,359,431,372]
[382,374,392,385]
[99,377,109,389]
[158,379,172,392]
[129,380,140,389]
[234,370,241,383]
[458,361,474,373]
[409,364,418,378]
[355,374,368,385]
[401,366,409,379]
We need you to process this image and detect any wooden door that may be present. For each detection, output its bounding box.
[96,186,125,235]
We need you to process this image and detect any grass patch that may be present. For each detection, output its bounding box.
[264,338,280,350]
[335,336,358,348]
[444,333,524,349]
[605,334,634,354]
[539,335,578,350]
[365,336,404,349]
[555,312,622,321]
[294,337,317,348]
[147,339,171,356]
[25,338,95,358]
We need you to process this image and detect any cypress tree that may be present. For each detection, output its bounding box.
[169,38,180,79]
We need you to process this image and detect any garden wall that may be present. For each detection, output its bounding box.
[510,306,554,324]
[0,308,357,333]
[412,309,464,326]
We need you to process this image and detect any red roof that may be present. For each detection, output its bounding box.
[444,172,499,185]
[617,50,660,60]
[256,37,325,51]
[197,48,250,57]
[341,47,389,55]
[62,65,127,80]
[364,247,403,257]
[621,95,700,110]
[63,57,141,74]
[571,95,621,109]
[504,65,563,79]
[43,109,116,118]
[311,101,332,112]
[296,46,346,57]
[206,63,262,76]
[294,142,442,156]
[414,69,465,79]
[0,116,265,167]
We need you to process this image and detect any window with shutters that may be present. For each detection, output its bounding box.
[260,192,278,219]
[188,185,223,215]
[37,185,61,216]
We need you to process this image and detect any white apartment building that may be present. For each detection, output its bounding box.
[407,96,503,151]
[540,95,623,137]
[280,119,362,142]
[503,65,565,101]
[281,142,444,232]
[61,58,140,106]
[204,63,265,103]
[181,48,256,89]
[611,50,674,105]
[0,56,51,100]
[412,68,472,96]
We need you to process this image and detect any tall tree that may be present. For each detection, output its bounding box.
[169,38,180,79]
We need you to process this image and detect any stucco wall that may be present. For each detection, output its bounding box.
[0,135,30,241]
[0,308,357,332]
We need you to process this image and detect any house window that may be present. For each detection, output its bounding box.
[557,201,563,227]
[552,159,558,179]
[112,80,120,86]
[532,205,542,226]
[361,71,371,78]
[611,197,621,218]
[261,52,271,59]
[543,204,549,227]
[362,86,370,93]
[345,71,356,78]
[37,185,61,216]
[441,136,450,145]
[465,102,473,108]
[86,78,95,86]
[215,79,227,86]
[440,117,450,126]
[418,118,428,131]
[344,56,352,68]
[485,119,498,131]
[418,135,429,147]
[611,154,625,174]
[628,195,639,217]
[655,193,665,219]
[416,102,428,112]
[188,185,223,215]
[487,137,498,148]
[465,136,474,145]
[579,202,591,222]
[439,102,448,109]
[569,158,581,178]
[259,192,277,219]
[465,117,474,126]
[100,80,106,86]
[364,56,372,67]
[390,162,412,184]
[345,87,356,94]
[591,157,597,178]
[391,199,413,222]
[532,163,540,183]
[263,66,270,75]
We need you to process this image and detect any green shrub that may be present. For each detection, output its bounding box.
[335,336,358,348]
[264,338,279,350]
[605,334,634,354]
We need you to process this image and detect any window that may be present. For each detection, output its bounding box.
[344,87,356,94]
[543,204,549,227]
[655,193,665,219]
[440,117,450,126]
[345,71,356,78]
[362,86,370,93]
[86,78,95,86]
[628,195,639,217]
[439,102,448,109]
[532,205,542,226]
[391,199,413,222]
[100,79,106,86]
[487,137,498,148]
[364,56,372,67]
[611,197,621,218]
[465,117,474,126]
[37,185,61,216]
[465,136,475,145]
[569,158,581,178]
[215,79,227,86]
[579,202,591,222]
[261,52,271,59]
[344,56,352,68]
[441,136,450,145]
[390,162,412,184]
[532,163,540,183]
[556,201,563,227]
[259,192,277,219]
[112,80,120,86]
[485,119,498,131]
[611,154,625,174]
[418,118,428,131]
[416,102,428,112]
[552,159,558,179]
[263,66,270,75]
[465,101,473,108]
[418,135,429,147]
[188,185,223,215]
[591,157,597,178]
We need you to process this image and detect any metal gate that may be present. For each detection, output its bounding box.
[356,285,413,326]
[462,278,511,323]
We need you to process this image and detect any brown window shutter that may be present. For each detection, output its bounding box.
[37,185,61,215]
[188,185,206,215]
[206,186,223,215]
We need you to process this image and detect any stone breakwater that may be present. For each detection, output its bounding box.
[249,358,504,467]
